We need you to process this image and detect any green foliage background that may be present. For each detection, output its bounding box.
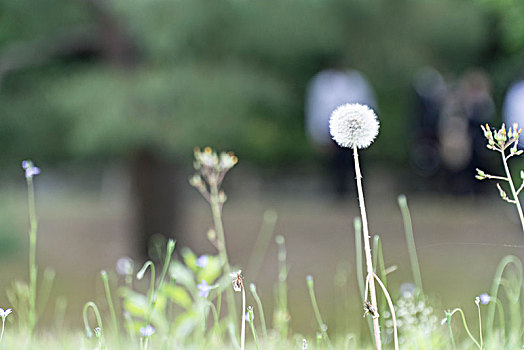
[0,0,518,168]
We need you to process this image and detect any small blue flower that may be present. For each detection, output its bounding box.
[22,160,40,179]
[139,324,155,337]
[197,280,211,298]
[479,293,490,305]
[196,255,209,268]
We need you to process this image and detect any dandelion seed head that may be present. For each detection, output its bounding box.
[329,103,379,149]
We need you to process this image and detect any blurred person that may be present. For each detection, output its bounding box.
[503,77,524,148]
[305,60,377,198]
[439,69,495,194]
[410,67,447,181]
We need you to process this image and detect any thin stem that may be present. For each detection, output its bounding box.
[247,308,259,350]
[371,273,398,350]
[448,308,481,349]
[446,313,457,350]
[306,276,332,348]
[275,235,289,339]
[209,184,237,334]
[483,174,509,182]
[249,284,267,338]
[101,270,120,345]
[500,149,524,231]
[493,297,506,342]
[240,281,246,350]
[247,209,278,281]
[0,318,5,345]
[27,177,38,342]
[137,261,156,328]
[354,218,373,340]
[353,146,381,350]
[486,256,522,334]
[476,301,483,349]
[397,195,424,293]
[83,302,105,349]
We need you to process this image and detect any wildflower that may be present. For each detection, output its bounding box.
[22,160,40,179]
[441,318,447,325]
[197,280,211,298]
[196,255,209,268]
[302,339,308,350]
[218,152,238,171]
[116,257,134,276]
[329,103,380,149]
[139,324,155,337]
[479,293,490,305]
[0,309,12,319]
[94,327,102,338]
[231,270,243,292]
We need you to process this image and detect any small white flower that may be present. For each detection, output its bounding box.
[0,308,12,319]
[329,103,380,149]
[140,324,156,337]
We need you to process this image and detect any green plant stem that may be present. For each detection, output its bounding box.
[475,301,483,349]
[27,177,38,342]
[500,150,524,231]
[101,270,120,345]
[397,195,424,293]
[249,284,267,338]
[353,146,381,350]
[493,297,506,342]
[248,309,259,350]
[247,209,278,280]
[275,235,289,339]
[0,318,6,345]
[137,261,156,328]
[449,308,481,349]
[306,276,332,349]
[370,273,398,350]
[486,256,522,334]
[83,301,105,349]
[446,313,457,350]
[209,185,237,334]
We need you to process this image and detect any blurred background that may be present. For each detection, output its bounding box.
[1,0,524,337]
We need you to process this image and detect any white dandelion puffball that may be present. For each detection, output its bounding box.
[329,103,380,149]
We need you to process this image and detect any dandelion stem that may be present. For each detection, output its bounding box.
[370,273,398,350]
[353,145,382,350]
[27,176,38,343]
[500,150,524,231]
[240,281,246,350]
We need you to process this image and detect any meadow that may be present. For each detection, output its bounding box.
[0,119,523,349]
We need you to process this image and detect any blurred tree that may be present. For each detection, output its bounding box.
[0,0,502,255]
